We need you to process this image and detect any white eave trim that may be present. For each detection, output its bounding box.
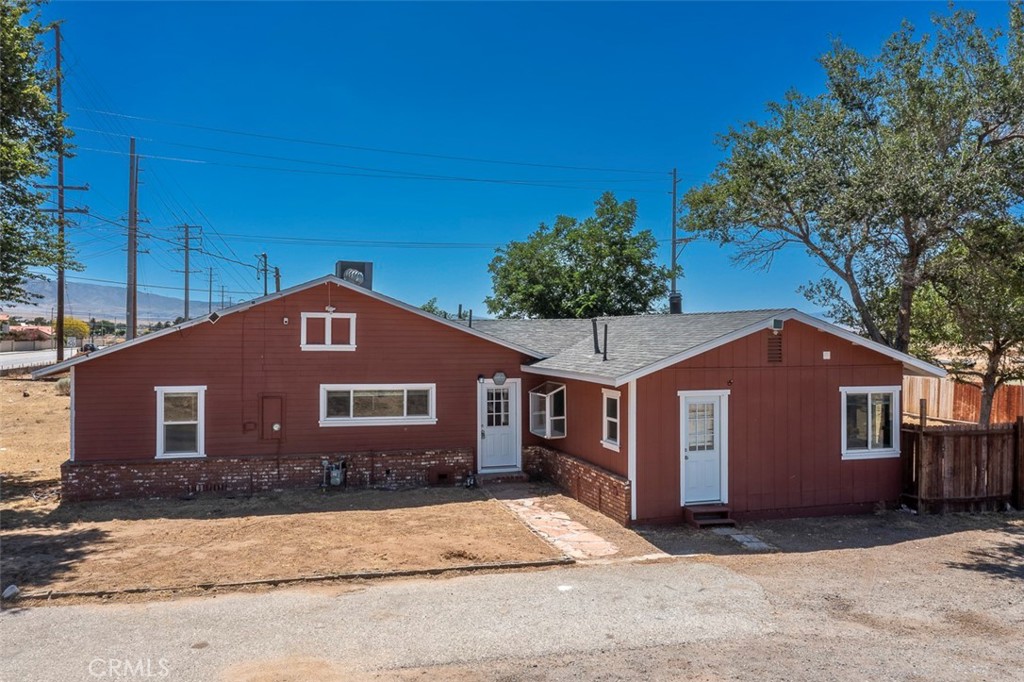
[612,309,946,386]
[32,275,546,378]
[520,364,617,386]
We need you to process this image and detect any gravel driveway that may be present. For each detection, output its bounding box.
[1,561,770,681]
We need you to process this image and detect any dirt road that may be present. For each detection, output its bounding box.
[3,543,1022,682]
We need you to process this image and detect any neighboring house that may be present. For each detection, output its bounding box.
[34,269,945,525]
[11,324,54,341]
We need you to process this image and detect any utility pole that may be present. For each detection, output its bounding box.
[125,137,139,340]
[257,253,269,296]
[668,167,683,314]
[39,23,89,360]
[274,266,281,293]
[207,267,214,314]
[176,225,202,319]
[220,284,226,309]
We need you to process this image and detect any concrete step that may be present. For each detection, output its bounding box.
[477,472,530,485]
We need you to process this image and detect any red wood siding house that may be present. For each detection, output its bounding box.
[36,274,944,524]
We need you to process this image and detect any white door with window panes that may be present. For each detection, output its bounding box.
[478,379,521,472]
[679,391,729,505]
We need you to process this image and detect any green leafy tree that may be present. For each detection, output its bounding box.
[420,297,456,320]
[0,0,76,306]
[683,4,1024,352]
[486,192,675,319]
[914,220,1024,425]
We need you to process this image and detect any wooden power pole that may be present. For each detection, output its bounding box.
[176,225,201,320]
[259,253,269,296]
[125,137,139,340]
[668,167,682,314]
[40,24,88,359]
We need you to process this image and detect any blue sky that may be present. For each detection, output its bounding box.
[39,1,1011,319]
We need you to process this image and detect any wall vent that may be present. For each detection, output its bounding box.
[767,334,783,363]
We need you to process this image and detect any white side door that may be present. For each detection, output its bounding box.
[478,379,521,472]
[679,391,729,505]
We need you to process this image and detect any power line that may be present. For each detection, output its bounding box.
[64,273,261,297]
[70,127,660,186]
[71,144,666,193]
[74,107,665,175]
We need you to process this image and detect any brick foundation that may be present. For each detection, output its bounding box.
[60,448,475,502]
[523,445,632,526]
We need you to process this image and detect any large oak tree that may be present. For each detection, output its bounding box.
[683,3,1024,353]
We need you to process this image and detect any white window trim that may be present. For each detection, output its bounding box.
[155,385,207,459]
[319,383,437,427]
[840,385,901,460]
[529,383,567,440]
[300,312,357,351]
[601,388,621,452]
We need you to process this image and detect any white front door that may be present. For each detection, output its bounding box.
[478,379,521,472]
[679,391,729,505]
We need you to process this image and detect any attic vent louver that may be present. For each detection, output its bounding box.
[767,334,783,363]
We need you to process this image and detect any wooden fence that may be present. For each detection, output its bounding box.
[901,404,1024,513]
[903,375,1024,424]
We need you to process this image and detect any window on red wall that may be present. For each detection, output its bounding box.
[300,312,356,351]
[840,386,899,460]
[601,388,621,451]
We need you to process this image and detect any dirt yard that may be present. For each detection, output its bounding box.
[0,375,67,522]
[0,376,559,599]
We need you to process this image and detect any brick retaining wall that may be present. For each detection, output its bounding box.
[522,445,632,526]
[60,448,475,502]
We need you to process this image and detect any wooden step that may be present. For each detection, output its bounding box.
[683,504,736,529]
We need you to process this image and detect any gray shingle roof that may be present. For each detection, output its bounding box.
[474,309,790,382]
[469,318,593,356]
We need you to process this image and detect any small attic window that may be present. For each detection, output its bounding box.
[767,334,783,363]
[301,312,356,351]
[529,382,566,439]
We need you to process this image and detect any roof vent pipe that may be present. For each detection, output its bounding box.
[603,324,608,362]
[591,318,601,354]
[669,292,682,314]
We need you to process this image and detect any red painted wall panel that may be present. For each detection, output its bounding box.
[633,320,905,521]
[73,282,532,463]
[521,377,628,477]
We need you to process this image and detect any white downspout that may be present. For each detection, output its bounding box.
[628,379,637,521]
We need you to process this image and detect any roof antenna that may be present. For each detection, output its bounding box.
[591,318,601,354]
[603,324,608,362]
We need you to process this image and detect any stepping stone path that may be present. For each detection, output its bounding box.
[501,497,620,560]
[711,526,777,552]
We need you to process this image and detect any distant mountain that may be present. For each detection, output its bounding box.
[1,279,229,322]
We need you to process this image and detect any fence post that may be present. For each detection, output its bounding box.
[1015,416,1023,510]
[917,398,927,511]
